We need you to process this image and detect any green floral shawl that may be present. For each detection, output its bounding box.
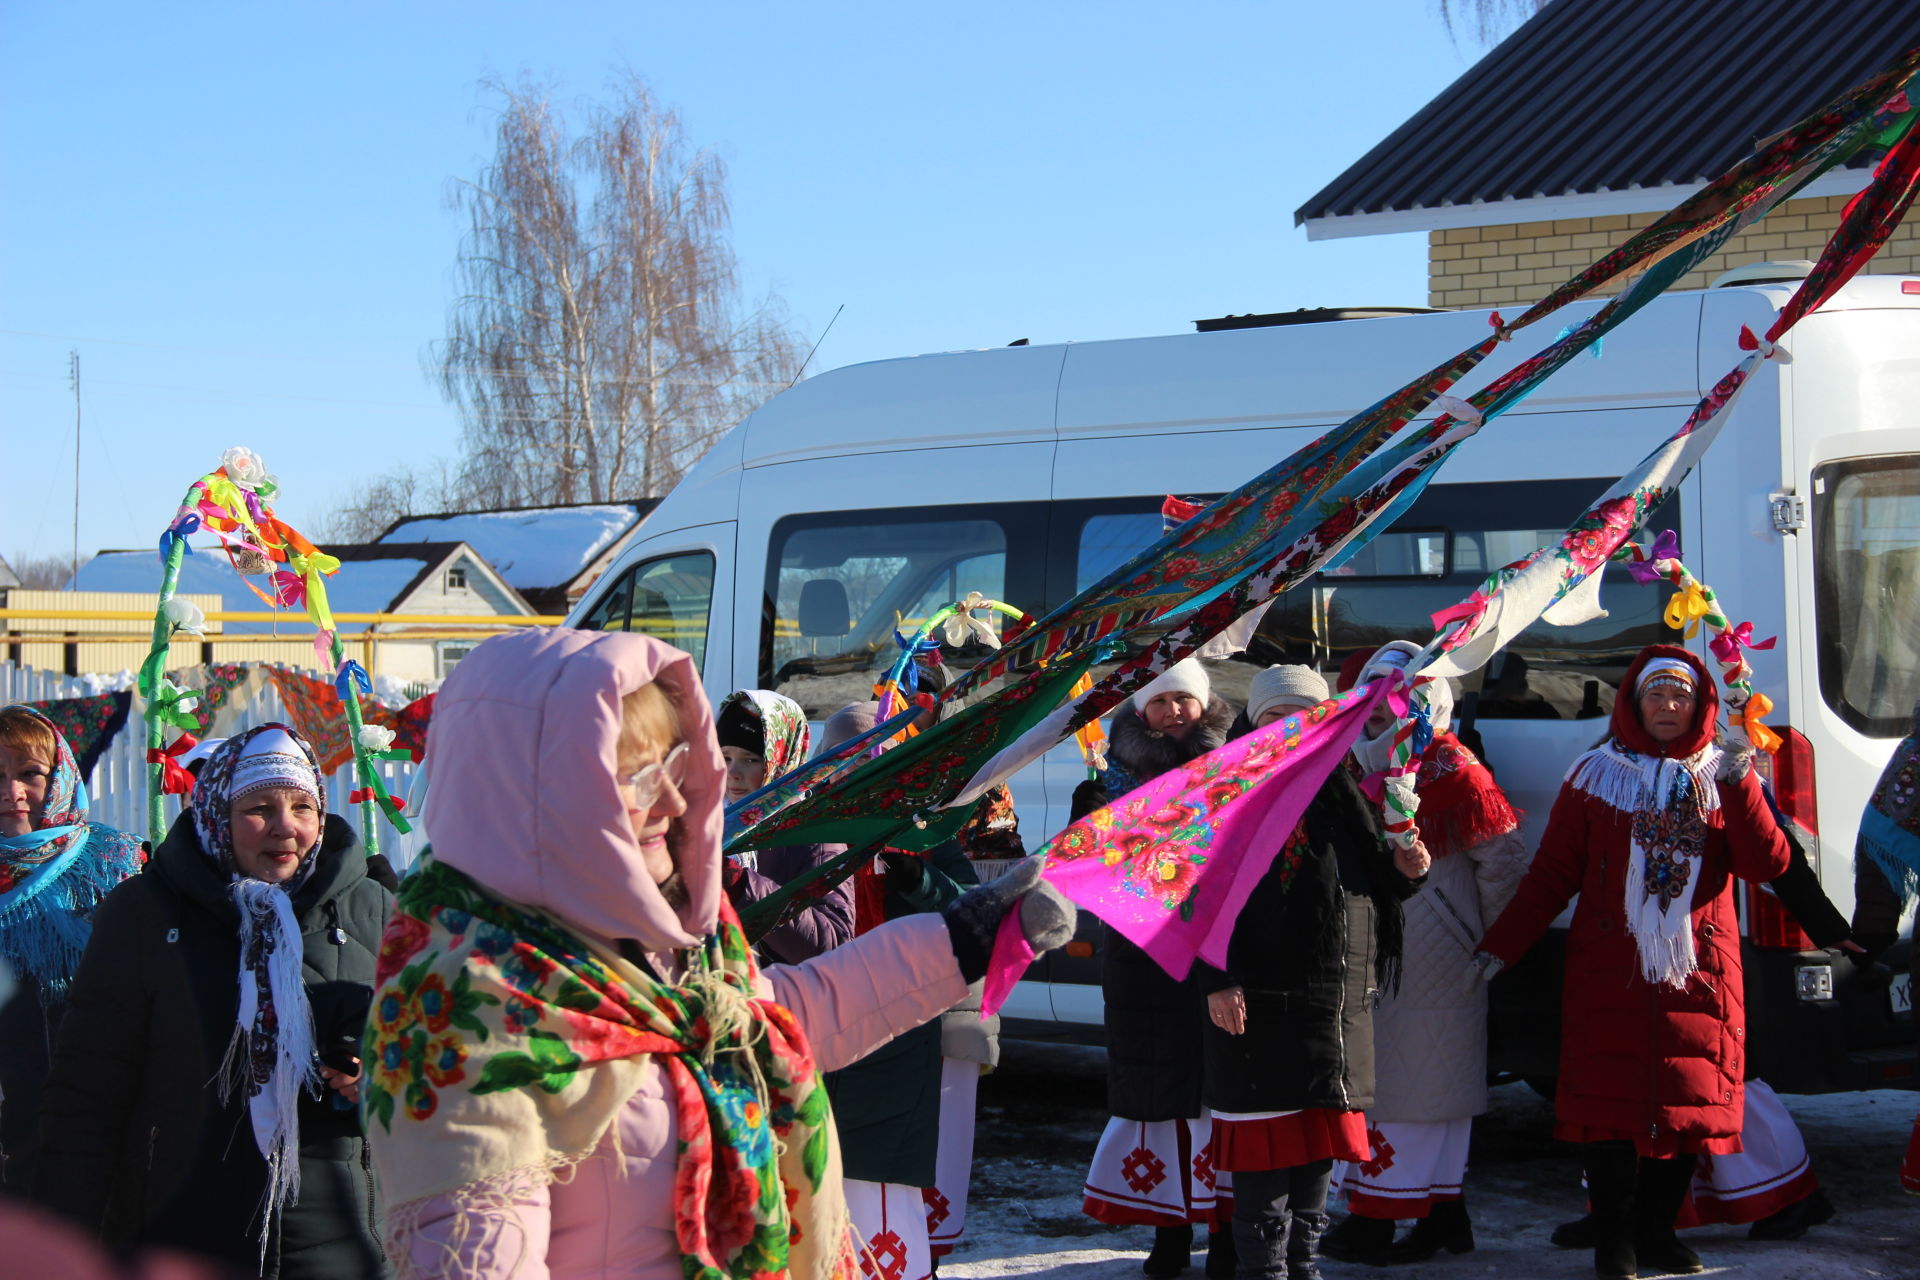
[365,854,857,1280]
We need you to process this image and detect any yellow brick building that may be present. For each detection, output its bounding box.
[1294,1,1920,309]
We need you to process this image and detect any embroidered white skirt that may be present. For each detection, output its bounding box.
[925,1057,981,1253]
[1083,1115,1232,1227]
[1683,1080,1818,1226]
[846,1179,933,1280]
[1331,1118,1472,1219]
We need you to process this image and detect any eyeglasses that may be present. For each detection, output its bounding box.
[1637,687,1698,708]
[619,742,691,808]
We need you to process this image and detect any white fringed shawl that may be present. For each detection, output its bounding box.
[1566,740,1723,989]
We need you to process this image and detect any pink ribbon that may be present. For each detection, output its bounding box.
[1710,621,1777,664]
[981,909,1037,1018]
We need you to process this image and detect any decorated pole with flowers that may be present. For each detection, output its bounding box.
[141,449,414,852]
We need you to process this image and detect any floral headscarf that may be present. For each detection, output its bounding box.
[0,705,143,1001]
[190,724,329,1262]
[720,689,812,837]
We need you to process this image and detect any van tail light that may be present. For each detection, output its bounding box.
[1749,725,1818,950]
[1769,727,1819,836]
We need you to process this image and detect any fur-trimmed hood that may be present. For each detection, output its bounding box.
[1107,695,1236,783]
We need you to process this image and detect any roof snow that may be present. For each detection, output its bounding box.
[378,505,641,592]
[70,548,432,634]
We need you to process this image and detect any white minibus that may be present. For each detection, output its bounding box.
[569,270,1920,1093]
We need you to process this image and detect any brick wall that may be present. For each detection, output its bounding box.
[1427,194,1920,309]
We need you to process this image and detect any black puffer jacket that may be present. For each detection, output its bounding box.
[33,813,393,1278]
[1091,697,1234,1122]
[1196,766,1419,1114]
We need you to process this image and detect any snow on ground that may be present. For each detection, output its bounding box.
[945,1043,1919,1280]
[379,505,637,591]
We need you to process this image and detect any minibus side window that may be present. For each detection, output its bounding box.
[580,551,717,675]
[764,509,1036,719]
[1814,455,1920,736]
[1065,481,1675,721]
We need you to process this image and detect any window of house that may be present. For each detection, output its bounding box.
[446,566,468,591]
[437,640,479,679]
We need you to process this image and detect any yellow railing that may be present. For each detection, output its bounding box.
[0,609,567,681]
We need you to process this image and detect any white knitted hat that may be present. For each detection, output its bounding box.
[1131,658,1211,715]
[1248,665,1329,723]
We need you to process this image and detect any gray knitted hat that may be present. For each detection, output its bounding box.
[1247,664,1330,724]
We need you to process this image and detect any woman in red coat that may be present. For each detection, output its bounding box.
[1476,645,1790,1280]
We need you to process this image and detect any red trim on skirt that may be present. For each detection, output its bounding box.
[1679,1164,1818,1228]
[1554,1122,1741,1159]
[1211,1110,1370,1172]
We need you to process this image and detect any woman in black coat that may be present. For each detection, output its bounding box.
[1196,667,1428,1280]
[33,725,393,1279]
[1078,659,1239,1278]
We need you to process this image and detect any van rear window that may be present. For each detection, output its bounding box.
[1814,455,1920,737]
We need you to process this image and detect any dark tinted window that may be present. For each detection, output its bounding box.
[1253,478,1680,719]
[762,506,1047,718]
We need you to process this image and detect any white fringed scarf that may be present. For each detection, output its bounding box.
[192,726,325,1267]
[1567,740,1723,989]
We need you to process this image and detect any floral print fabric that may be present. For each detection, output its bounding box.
[367,854,857,1280]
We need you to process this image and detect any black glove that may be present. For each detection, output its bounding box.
[1070,778,1111,823]
[880,849,929,897]
[941,857,1076,984]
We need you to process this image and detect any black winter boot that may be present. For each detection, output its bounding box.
[1205,1228,1238,1279]
[1144,1224,1195,1279]
[1583,1142,1639,1279]
[1285,1210,1329,1280]
[1389,1198,1475,1262]
[1230,1167,1292,1280]
[1633,1156,1704,1276]
[1317,1212,1394,1266]
[1551,1213,1597,1249]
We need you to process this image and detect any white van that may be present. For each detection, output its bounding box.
[570,272,1920,1091]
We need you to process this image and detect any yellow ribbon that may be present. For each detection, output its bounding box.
[1069,670,1109,773]
[291,551,341,633]
[1663,581,1712,638]
[202,473,266,540]
[1734,691,1783,754]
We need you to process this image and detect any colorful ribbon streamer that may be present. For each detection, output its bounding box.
[148,733,200,796]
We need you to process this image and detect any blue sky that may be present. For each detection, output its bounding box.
[1,1,1490,568]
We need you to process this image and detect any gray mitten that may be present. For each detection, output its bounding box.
[942,856,1077,983]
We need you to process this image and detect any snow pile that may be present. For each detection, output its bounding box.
[378,505,639,591]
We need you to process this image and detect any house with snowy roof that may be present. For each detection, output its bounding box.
[68,541,535,682]
[375,500,658,616]
[1295,0,1920,309]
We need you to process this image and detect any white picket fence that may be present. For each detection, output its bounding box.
[2,661,427,867]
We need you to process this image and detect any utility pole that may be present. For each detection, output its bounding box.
[68,351,81,587]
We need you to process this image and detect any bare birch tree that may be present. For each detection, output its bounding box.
[1434,0,1550,45]
[437,74,803,507]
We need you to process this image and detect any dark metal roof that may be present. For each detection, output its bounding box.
[1296,0,1920,224]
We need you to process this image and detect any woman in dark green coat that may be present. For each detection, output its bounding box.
[33,725,393,1278]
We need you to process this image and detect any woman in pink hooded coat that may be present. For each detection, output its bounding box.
[363,628,1073,1280]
